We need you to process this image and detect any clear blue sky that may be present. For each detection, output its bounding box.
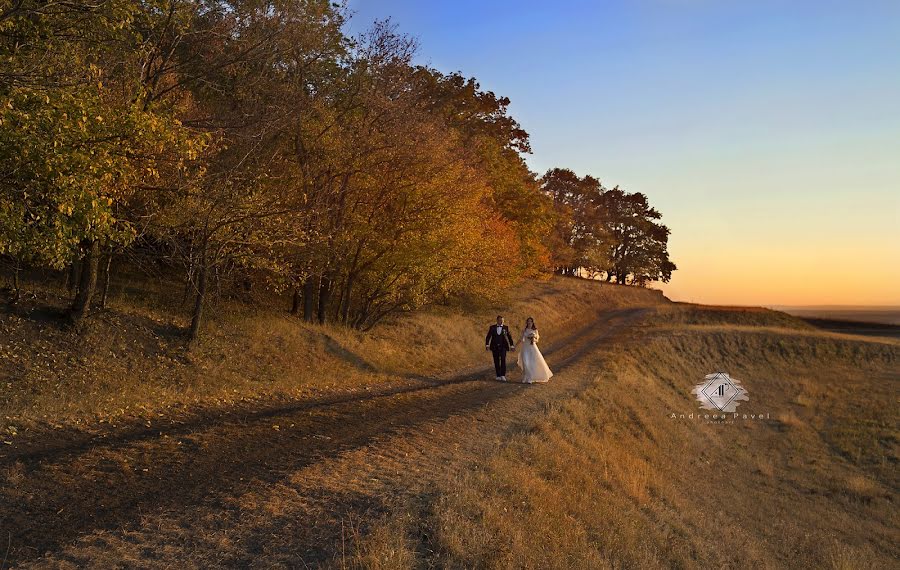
[347,1,900,306]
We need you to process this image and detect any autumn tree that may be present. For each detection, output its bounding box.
[597,187,675,285]
[0,3,676,339]
[150,0,347,342]
[541,168,608,275]
[0,0,203,319]
[413,68,555,275]
[542,168,676,285]
[285,22,519,329]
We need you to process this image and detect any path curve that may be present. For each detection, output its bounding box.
[0,307,652,567]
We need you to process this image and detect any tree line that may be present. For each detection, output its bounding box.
[0,0,675,342]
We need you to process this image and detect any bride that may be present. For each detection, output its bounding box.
[517,317,553,384]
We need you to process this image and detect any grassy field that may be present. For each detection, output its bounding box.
[2,276,896,568]
[0,273,665,426]
[343,304,899,569]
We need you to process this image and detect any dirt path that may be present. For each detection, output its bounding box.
[0,307,653,568]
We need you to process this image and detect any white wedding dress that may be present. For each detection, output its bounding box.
[517,328,553,383]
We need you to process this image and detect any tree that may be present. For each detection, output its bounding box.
[413,67,555,276]
[152,0,347,342]
[541,168,606,275]
[0,2,676,341]
[285,21,520,329]
[542,169,676,285]
[0,0,204,321]
[597,187,676,285]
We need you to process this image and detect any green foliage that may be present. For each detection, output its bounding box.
[0,0,205,270]
[0,1,675,337]
[0,83,202,267]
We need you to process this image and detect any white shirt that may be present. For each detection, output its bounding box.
[496,325,503,335]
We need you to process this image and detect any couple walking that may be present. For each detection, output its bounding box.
[485,315,554,384]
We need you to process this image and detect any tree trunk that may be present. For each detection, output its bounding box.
[69,240,100,322]
[290,288,300,315]
[333,277,345,323]
[10,259,21,304]
[99,253,113,308]
[188,261,208,345]
[340,274,354,324]
[332,275,347,323]
[181,261,194,308]
[302,277,316,322]
[317,274,331,325]
[67,261,81,297]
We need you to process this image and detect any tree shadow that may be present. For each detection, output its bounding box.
[322,336,378,373]
[0,298,68,324]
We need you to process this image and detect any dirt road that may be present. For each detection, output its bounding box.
[0,307,652,568]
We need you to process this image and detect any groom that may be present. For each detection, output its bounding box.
[485,315,515,382]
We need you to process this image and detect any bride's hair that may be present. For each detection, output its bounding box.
[525,317,537,330]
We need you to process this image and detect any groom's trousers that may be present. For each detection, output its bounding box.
[491,348,508,377]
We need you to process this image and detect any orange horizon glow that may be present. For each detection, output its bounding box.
[347,1,900,307]
[655,241,900,307]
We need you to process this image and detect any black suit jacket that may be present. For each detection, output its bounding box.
[486,324,515,351]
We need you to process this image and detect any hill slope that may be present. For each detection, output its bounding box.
[1,282,656,567]
[355,303,898,569]
[0,276,666,426]
[2,279,895,568]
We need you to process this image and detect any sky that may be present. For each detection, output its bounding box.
[347,0,900,307]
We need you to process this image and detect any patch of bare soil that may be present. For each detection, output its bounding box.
[0,307,653,567]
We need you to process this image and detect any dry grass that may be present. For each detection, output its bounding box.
[5,276,898,567]
[4,291,897,567]
[348,304,899,568]
[827,539,883,570]
[651,302,816,329]
[842,474,881,502]
[328,513,417,570]
[0,276,666,426]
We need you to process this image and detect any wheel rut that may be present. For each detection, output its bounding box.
[0,307,652,566]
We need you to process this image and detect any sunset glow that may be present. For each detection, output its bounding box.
[351,0,900,306]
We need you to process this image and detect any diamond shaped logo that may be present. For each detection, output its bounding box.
[693,372,749,412]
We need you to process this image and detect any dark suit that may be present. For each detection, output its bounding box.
[485,324,515,377]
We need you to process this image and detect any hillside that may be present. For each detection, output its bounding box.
[352,304,899,569]
[0,275,665,427]
[1,277,897,568]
